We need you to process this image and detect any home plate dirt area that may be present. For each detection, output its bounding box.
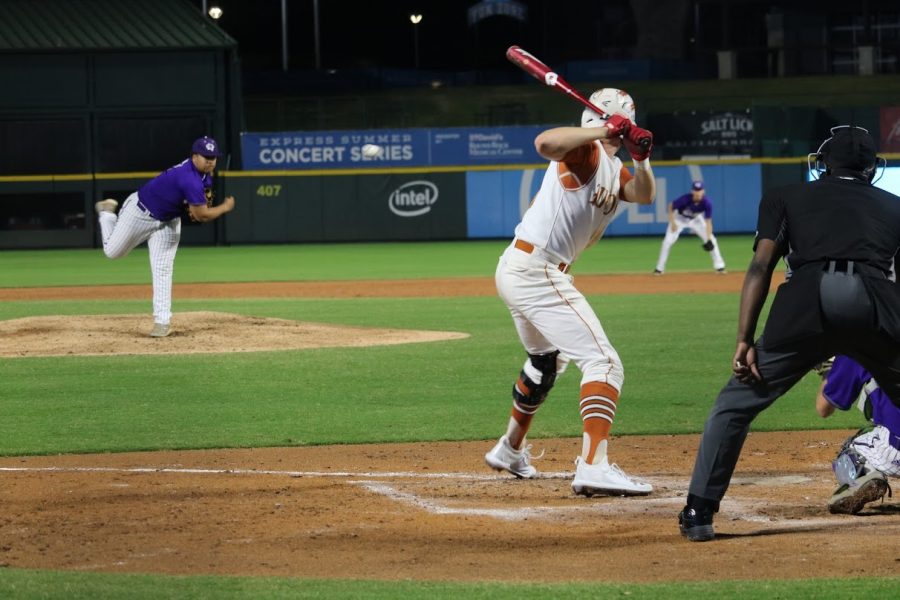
[1,432,898,582]
[1,273,897,583]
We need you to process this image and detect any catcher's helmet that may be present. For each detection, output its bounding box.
[581,88,636,129]
[808,125,884,183]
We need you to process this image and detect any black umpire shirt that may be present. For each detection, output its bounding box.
[754,175,900,348]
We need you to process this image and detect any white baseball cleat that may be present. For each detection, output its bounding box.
[94,199,118,213]
[485,435,538,479]
[149,323,170,338]
[572,456,652,496]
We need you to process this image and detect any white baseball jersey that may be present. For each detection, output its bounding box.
[515,141,632,265]
[497,141,635,390]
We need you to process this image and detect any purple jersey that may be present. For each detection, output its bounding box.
[671,193,712,219]
[137,158,212,221]
[824,355,900,449]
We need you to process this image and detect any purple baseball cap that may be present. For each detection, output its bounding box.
[691,180,704,191]
[192,136,221,158]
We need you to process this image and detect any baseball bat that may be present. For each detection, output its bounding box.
[505,45,650,149]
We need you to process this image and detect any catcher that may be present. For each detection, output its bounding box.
[653,180,726,274]
[814,355,897,514]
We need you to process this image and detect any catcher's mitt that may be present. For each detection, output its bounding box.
[702,240,714,252]
[813,356,835,380]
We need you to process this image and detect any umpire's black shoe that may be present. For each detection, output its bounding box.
[678,506,715,542]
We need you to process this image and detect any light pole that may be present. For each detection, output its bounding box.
[281,0,288,71]
[410,14,422,69]
[313,0,321,69]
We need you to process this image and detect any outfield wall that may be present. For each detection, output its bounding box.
[0,158,831,249]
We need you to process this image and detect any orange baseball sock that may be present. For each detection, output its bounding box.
[505,408,534,450]
[579,381,619,464]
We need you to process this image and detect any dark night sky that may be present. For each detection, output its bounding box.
[192,1,873,76]
[192,0,630,72]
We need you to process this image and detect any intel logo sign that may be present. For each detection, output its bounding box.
[389,181,438,217]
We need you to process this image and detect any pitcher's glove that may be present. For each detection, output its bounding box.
[702,240,714,252]
[184,189,215,222]
[813,356,835,380]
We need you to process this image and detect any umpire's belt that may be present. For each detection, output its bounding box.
[821,260,889,279]
[514,239,570,273]
[824,260,856,275]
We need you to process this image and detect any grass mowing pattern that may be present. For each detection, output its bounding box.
[0,235,762,287]
[0,294,850,455]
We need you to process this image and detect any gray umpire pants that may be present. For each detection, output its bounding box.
[688,269,900,505]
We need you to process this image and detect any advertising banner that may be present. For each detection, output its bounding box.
[240,126,546,170]
[222,172,466,243]
[649,110,754,157]
[466,163,762,239]
[880,107,900,153]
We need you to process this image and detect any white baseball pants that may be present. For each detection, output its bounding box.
[495,244,623,391]
[97,192,181,325]
[655,214,725,272]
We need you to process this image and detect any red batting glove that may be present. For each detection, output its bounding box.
[602,114,631,138]
[624,125,653,161]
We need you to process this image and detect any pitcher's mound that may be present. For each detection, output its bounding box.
[1,311,469,357]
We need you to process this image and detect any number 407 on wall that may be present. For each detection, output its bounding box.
[256,184,282,197]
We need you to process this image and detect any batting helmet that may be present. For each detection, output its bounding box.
[581,88,636,129]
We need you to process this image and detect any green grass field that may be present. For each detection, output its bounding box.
[1,235,893,598]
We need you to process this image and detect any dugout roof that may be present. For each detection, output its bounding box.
[0,0,236,51]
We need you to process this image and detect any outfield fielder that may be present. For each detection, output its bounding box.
[654,180,726,274]
[485,88,657,496]
[95,137,235,337]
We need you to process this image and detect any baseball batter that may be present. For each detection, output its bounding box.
[485,88,657,496]
[94,136,235,337]
[815,355,898,513]
[654,180,726,274]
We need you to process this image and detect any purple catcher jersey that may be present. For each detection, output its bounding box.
[671,194,712,219]
[137,158,212,221]
[824,355,900,449]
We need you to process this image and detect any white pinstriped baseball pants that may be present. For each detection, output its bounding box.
[850,426,900,477]
[97,192,181,325]
[495,244,623,391]
[655,214,725,272]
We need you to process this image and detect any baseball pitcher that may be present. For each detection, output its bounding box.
[654,180,726,274]
[485,88,656,496]
[94,136,236,337]
[815,355,897,514]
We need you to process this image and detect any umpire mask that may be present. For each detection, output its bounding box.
[814,126,880,182]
